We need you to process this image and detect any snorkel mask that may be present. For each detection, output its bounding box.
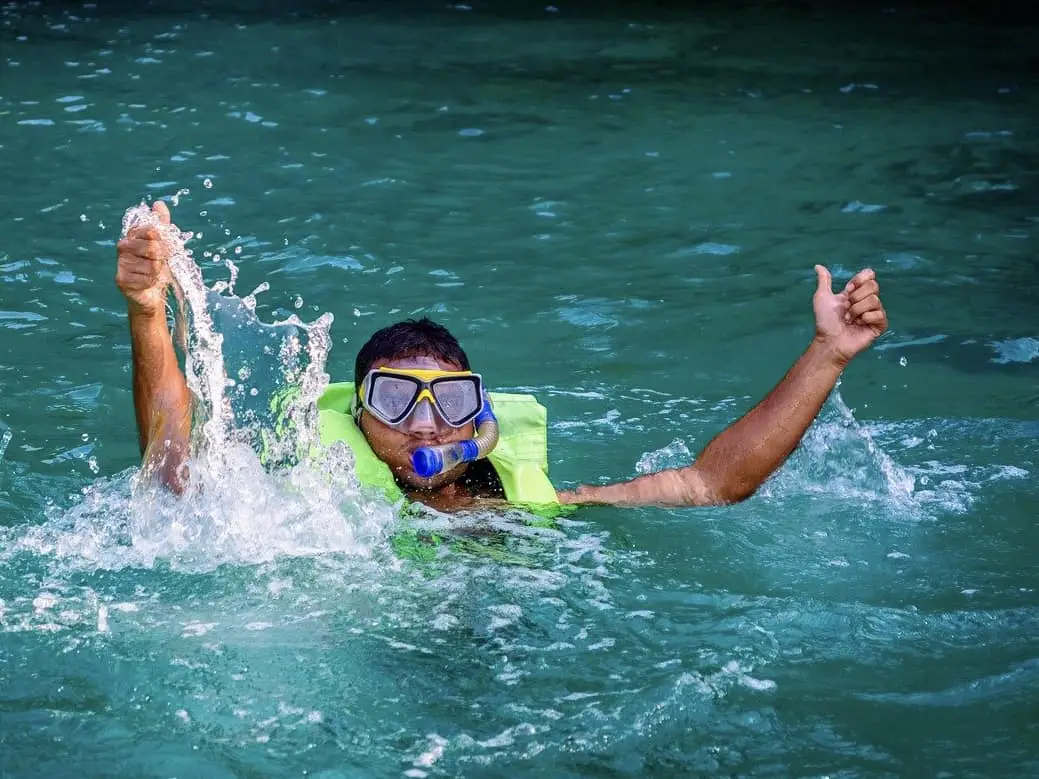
[355,367,500,478]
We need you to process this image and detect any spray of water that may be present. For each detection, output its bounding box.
[756,383,918,511]
[3,202,398,573]
[120,202,331,465]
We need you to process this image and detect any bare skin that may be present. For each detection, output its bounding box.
[357,355,483,502]
[118,202,889,508]
[116,201,191,492]
[556,265,888,506]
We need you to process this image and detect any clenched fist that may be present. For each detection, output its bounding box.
[116,200,176,317]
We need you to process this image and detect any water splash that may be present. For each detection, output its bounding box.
[121,202,331,467]
[0,202,398,573]
[635,438,693,474]
[0,420,11,464]
[760,385,918,511]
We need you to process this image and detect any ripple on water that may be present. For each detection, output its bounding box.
[989,336,1039,364]
[0,7,1036,775]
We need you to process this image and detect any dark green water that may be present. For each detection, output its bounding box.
[1,1,1037,776]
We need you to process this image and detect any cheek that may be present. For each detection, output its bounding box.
[360,418,408,460]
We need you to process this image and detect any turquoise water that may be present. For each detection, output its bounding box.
[2,1,1038,776]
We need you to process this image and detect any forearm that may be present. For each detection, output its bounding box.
[129,308,192,491]
[559,467,698,507]
[688,337,844,503]
[559,338,845,508]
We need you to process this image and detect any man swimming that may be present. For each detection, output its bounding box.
[116,201,889,511]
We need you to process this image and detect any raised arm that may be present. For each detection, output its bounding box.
[115,201,192,492]
[558,265,888,507]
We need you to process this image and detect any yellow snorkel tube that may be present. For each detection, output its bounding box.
[410,392,499,478]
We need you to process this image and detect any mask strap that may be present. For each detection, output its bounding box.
[350,385,363,423]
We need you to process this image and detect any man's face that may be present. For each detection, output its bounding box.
[358,355,477,491]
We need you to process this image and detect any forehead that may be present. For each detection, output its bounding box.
[376,355,463,372]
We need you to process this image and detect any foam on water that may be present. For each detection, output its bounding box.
[767,402,1030,518]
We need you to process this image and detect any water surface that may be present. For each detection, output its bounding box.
[1,1,1037,776]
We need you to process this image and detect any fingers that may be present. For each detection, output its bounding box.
[116,205,174,305]
[117,236,167,262]
[814,264,833,295]
[115,265,162,291]
[847,293,880,320]
[847,277,879,305]
[843,267,875,292]
[124,224,161,243]
[857,309,887,326]
[116,231,168,296]
[152,200,171,225]
[843,268,884,321]
[116,257,163,282]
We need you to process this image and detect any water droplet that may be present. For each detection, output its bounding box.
[294,296,304,309]
[170,187,190,208]
[79,213,88,222]
[87,456,99,474]
[203,177,213,188]
[899,356,908,367]
[249,387,259,396]
[234,245,242,255]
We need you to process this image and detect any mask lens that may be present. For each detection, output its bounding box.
[368,374,420,423]
[431,376,481,426]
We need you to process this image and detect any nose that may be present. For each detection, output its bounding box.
[401,398,440,436]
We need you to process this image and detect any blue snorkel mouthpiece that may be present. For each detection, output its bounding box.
[410,393,499,479]
[412,439,480,479]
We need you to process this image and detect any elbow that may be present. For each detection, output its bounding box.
[695,470,760,506]
[717,477,762,505]
[142,434,191,496]
[719,486,756,505]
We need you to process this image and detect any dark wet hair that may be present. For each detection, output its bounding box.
[354,317,470,387]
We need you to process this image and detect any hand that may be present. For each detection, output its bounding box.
[116,200,175,317]
[812,265,888,365]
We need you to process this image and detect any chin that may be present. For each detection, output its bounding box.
[394,462,462,492]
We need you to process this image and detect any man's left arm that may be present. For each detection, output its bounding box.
[557,265,888,507]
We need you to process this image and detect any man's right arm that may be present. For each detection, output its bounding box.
[116,201,192,493]
[129,308,191,492]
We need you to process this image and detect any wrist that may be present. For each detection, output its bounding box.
[126,299,166,322]
[558,484,603,505]
[810,335,851,370]
[127,304,171,343]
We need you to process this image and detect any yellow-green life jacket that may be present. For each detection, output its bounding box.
[315,382,560,508]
